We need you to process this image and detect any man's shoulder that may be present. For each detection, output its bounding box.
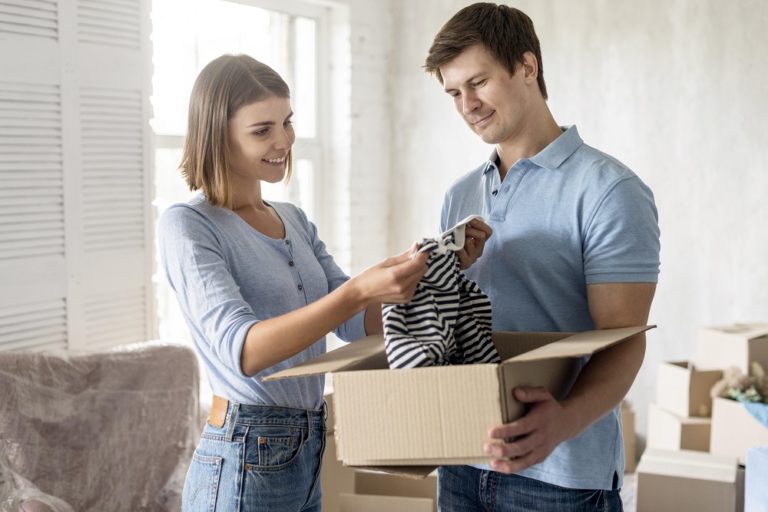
[571,142,637,184]
[445,160,489,197]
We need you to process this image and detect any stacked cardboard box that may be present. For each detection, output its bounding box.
[636,448,744,512]
[620,400,637,473]
[320,392,437,512]
[646,360,721,451]
[695,324,768,464]
[638,323,768,512]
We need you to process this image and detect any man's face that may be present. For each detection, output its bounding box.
[440,44,532,146]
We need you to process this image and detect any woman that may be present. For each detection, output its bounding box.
[158,54,428,511]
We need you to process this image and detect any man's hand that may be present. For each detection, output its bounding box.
[457,219,493,270]
[483,386,579,474]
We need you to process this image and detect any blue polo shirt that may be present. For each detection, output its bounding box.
[441,126,660,490]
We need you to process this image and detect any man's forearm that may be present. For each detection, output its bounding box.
[560,333,646,437]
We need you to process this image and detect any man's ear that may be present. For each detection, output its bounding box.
[521,51,539,83]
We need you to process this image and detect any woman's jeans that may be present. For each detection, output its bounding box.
[438,465,623,512]
[182,401,326,512]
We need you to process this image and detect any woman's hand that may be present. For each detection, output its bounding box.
[457,219,493,270]
[353,244,428,305]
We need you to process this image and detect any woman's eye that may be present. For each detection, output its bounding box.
[253,129,268,136]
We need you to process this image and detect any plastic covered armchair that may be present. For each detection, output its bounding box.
[0,342,200,512]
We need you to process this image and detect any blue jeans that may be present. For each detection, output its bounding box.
[182,402,326,512]
[438,466,623,512]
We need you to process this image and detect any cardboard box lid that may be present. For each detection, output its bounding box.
[503,325,654,362]
[637,448,738,483]
[265,335,386,380]
[266,325,655,381]
[701,323,768,340]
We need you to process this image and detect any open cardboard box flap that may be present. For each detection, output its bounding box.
[266,325,655,381]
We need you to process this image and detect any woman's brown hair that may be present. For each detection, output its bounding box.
[180,54,293,208]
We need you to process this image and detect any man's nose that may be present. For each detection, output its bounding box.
[462,91,481,116]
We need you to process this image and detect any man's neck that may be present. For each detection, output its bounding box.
[496,112,562,181]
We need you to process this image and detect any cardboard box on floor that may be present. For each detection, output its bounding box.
[710,397,768,464]
[268,325,653,467]
[620,400,637,473]
[339,493,433,512]
[321,428,438,512]
[655,361,722,417]
[647,402,711,452]
[636,448,744,512]
[696,323,768,374]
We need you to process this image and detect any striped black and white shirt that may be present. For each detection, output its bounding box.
[383,218,500,369]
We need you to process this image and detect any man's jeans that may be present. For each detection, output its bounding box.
[438,465,623,512]
[182,402,326,512]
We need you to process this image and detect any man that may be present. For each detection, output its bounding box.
[424,3,660,511]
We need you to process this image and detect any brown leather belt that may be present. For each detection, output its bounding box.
[208,395,229,428]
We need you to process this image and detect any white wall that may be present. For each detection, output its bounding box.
[368,0,768,440]
[321,0,395,275]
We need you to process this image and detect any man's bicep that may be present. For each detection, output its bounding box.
[586,282,656,329]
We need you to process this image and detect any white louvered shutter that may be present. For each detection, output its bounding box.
[0,0,155,352]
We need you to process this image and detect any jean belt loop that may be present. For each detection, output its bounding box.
[225,402,240,442]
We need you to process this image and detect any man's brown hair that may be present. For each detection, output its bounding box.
[424,3,548,99]
[180,54,293,209]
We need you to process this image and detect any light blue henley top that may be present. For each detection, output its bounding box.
[158,195,366,410]
[441,126,660,490]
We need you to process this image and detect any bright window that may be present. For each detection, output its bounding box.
[150,0,327,343]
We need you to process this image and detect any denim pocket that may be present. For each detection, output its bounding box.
[182,451,222,512]
[245,425,304,472]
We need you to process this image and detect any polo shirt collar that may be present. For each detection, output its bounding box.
[483,125,583,174]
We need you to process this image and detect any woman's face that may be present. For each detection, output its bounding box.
[227,95,295,184]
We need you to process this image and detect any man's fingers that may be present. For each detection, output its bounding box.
[468,219,493,237]
[514,386,552,403]
[489,450,538,474]
[489,416,535,440]
[464,227,488,241]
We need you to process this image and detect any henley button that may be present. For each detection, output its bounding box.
[297,284,303,291]
[288,260,295,267]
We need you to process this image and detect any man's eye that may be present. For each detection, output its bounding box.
[472,79,487,88]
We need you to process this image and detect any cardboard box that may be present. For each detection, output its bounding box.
[324,390,335,433]
[636,448,744,512]
[656,361,722,417]
[339,493,433,512]
[620,400,637,473]
[647,402,711,452]
[696,323,768,374]
[269,325,653,466]
[321,434,356,512]
[321,425,438,511]
[710,397,768,464]
[745,445,768,512]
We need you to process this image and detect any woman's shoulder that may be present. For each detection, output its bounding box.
[159,194,228,238]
